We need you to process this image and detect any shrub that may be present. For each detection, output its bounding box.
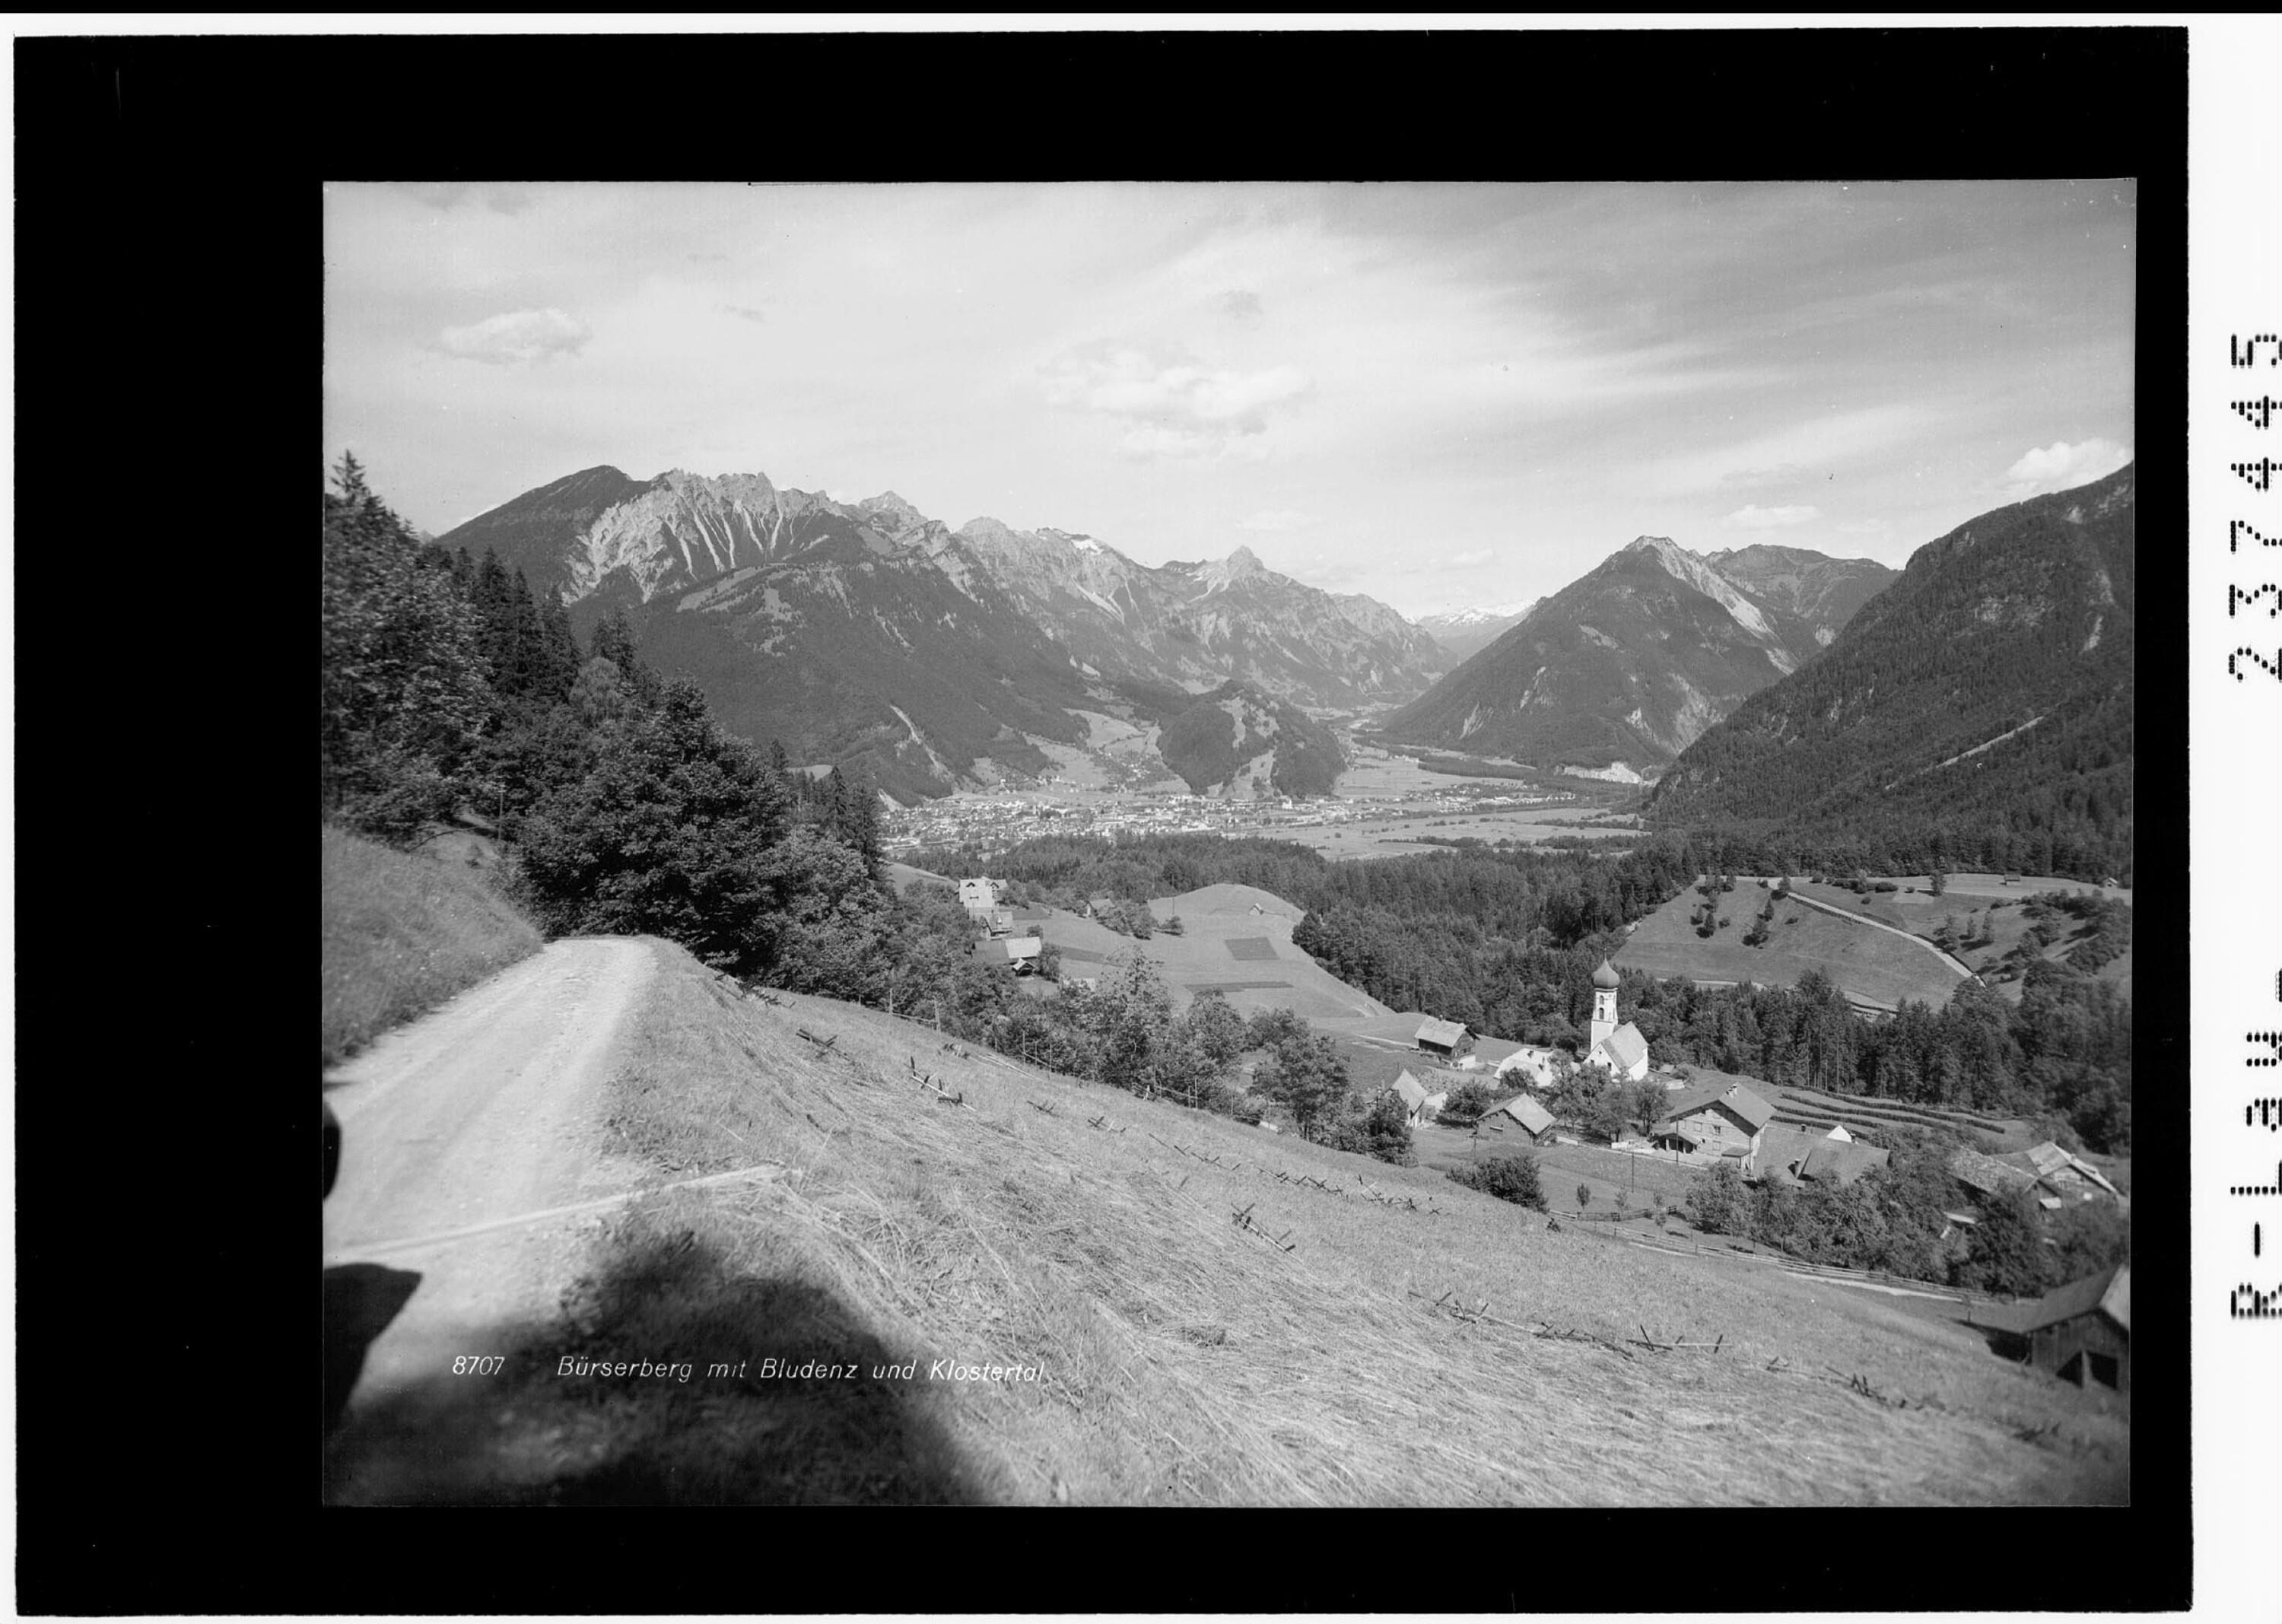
[1684,1161,1750,1236]
[1448,1151,1548,1212]
[1576,1183,1593,1211]
[1438,1079,1497,1127]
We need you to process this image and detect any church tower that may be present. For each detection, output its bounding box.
[1589,958,1620,1053]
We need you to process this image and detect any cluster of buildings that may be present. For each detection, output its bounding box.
[882,783,1578,863]
[1375,958,2134,1397]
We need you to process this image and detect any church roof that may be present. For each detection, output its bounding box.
[1592,958,1621,989]
[1594,1023,1649,1073]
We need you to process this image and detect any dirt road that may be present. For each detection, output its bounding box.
[322,936,657,1500]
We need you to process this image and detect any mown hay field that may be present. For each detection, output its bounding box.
[332,939,2128,1506]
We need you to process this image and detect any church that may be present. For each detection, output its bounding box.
[1584,958,1651,1082]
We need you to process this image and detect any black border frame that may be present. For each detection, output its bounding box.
[14,23,2186,1616]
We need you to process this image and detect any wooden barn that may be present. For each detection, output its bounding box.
[1972,1263,2131,1393]
[1414,1016,1473,1062]
[1476,1095,1556,1145]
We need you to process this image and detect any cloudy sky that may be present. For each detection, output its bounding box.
[324,180,2134,618]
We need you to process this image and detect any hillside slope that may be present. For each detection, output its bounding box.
[321,822,544,1066]
[1155,682,1346,798]
[323,937,2128,1505]
[1649,464,2135,879]
[1382,538,1884,771]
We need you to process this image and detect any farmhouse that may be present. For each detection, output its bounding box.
[994,936,1043,974]
[1796,1139,1891,1187]
[1387,1069,1432,1126]
[1492,1042,1565,1089]
[958,877,1001,918]
[1653,1079,1775,1162]
[1584,959,1651,1082]
[1969,1263,2131,1393]
[1476,1094,1557,1144]
[1414,1016,1473,1062]
[1748,1123,1826,1186]
[1948,1146,2045,1201]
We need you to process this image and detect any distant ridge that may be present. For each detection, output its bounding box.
[1381,536,1893,771]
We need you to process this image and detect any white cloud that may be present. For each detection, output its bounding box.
[437,307,592,366]
[1236,509,1320,532]
[1721,504,1823,530]
[2001,437,2133,500]
[1443,547,1497,567]
[1044,342,1311,460]
[1835,518,1890,536]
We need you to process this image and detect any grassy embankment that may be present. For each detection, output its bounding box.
[321,822,544,1066]
[345,939,2128,1505]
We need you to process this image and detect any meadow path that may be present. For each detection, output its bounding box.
[1785,889,1977,980]
[322,936,658,1499]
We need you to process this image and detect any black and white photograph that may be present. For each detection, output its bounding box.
[321,169,2146,1514]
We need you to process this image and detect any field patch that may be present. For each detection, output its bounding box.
[1223,936,1279,961]
[1616,882,1969,1011]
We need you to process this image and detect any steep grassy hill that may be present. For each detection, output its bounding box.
[321,823,543,1066]
[324,938,2128,1505]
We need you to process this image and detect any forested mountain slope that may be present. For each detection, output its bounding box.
[1649,464,2134,881]
[1381,537,1874,770]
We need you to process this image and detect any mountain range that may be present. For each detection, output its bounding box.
[1649,463,2135,879]
[1413,599,1541,663]
[1378,537,1896,774]
[435,467,1438,802]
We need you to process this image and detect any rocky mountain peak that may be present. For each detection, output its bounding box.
[858,491,926,529]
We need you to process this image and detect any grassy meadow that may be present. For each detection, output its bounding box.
[337,938,2129,1505]
[321,822,545,1066]
[1615,879,1969,1010]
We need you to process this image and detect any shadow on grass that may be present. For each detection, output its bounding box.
[323,1263,422,1435]
[323,1222,992,1505]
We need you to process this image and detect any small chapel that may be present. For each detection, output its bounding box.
[1584,958,1651,1082]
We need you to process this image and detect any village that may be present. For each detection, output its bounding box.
[883,780,1586,863]
[946,872,2132,1397]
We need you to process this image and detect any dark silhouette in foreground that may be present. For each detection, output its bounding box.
[323,1222,991,1505]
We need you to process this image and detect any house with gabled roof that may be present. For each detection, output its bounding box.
[1387,1069,1435,1126]
[1652,1079,1775,1162]
[1967,1263,2131,1392]
[994,936,1043,974]
[1414,1016,1473,1061]
[1797,1138,1891,1187]
[1476,1094,1557,1144]
[1492,1043,1565,1089]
